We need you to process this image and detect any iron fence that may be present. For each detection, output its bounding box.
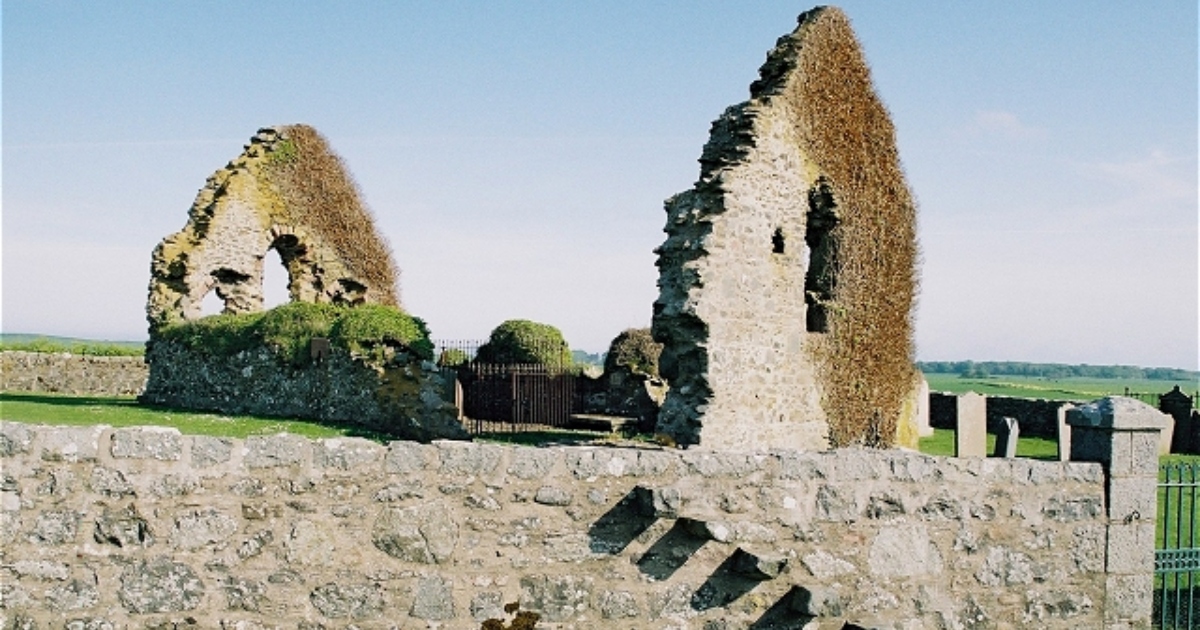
[1123,388,1200,410]
[433,340,580,435]
[1156,462,1199,629]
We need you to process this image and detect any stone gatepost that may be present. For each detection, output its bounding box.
[1067,396,1169,629]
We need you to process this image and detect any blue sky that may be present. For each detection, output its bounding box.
[3,1,1197,369]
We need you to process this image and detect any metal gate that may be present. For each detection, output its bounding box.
[1156,462,1199,629]
[458,362,578,434]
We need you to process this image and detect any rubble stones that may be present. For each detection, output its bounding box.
[118,557,204,613]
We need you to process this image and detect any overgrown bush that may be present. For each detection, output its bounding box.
[257,302,342,364]
[774,7,919,447]
[475,320,572,368]
[603,328,662,378]
[329,304,433,362]
[157,302,433,365]
[264,125,400,307]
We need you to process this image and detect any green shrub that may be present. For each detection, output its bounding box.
[157,303,433,365]
[256,302,342,364]
[476,320,572,368]
[329,305,433,362]
[158,312,264,357]
[603,328,662,378]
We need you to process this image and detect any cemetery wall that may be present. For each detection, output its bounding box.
[929,392,1069,439]
[0,422,1125,629]
[0,351,148,397]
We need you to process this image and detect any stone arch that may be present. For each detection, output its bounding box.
[146,125,400,332]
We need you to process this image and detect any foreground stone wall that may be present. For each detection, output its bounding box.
[0,351,148,397]
[1,422,1124,629]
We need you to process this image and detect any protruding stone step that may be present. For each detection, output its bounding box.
[730,547,787,580]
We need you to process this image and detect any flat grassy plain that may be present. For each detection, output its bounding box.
[0,334,144,356]
[924,372,1198,403]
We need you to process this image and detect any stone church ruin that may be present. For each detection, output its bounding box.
[146,125,399,329]
[142,125,464,441]
[653,6,919,450]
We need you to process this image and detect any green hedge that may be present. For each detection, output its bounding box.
[157,302,433,365]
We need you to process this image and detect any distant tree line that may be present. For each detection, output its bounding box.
[916,360,1198,381]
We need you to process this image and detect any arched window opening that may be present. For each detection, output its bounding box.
[200,289,225,317]
[262,247,290,309]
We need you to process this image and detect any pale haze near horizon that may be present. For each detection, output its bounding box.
[3,1,1197,371]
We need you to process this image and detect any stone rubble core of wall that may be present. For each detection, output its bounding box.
[2,414,1161,630]
[139,340,467,442]
[652,6,919,451]
[0,352,147,397]
[146,124,399,331]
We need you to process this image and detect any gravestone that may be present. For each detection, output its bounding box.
[993,417,1018,458]
[1055,402,1074,461]
[1159,385,1194,454]
[954,392,987,458]
[915,374,932,437]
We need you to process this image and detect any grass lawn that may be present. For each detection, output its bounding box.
[924,372,1197,403]
[917,427,1060,459]
[0,392,360,440]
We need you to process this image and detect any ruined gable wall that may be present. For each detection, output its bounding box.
[147,125,399,332]
[654,99,828,451]
[0,422,1111,628]
[653,7,918,449]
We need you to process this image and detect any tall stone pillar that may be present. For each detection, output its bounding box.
[1067,396,1169,629]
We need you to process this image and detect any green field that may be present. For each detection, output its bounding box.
[924,372,1198,404]
[0,334,144,356]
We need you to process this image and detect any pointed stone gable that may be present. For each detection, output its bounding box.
[652,7,919,450]
[146,125,399,331]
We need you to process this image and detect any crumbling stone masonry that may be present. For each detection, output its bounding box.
[147,125,399,330]
[653,6,919,450]
[141,126,464,440]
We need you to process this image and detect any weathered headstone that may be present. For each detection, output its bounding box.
[954,392,987,458]
[651,6,919,450]
[915,373,932,437]
[1159,385,1194,454]
[993,417,1019,458]
[1055,402,1074,461]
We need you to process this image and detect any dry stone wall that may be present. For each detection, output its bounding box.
[0,351,147,397]
[1,421,1127,629]
[930,393,1077,440]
